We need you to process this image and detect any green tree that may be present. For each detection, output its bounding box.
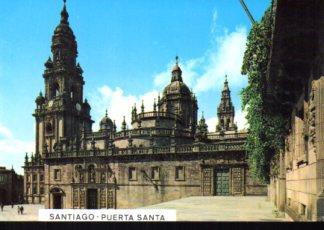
[241,5,286,183]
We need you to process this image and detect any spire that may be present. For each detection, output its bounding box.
[105,109,108,117]
[223,75,229,91]
[25,152,29,163]
[122,116,126,131]
[171,55,183,82]
[51,0,77,67]
[153,98,157,112]
[141,100,145,113]
[113,120,116,132]
[60,0,69,25]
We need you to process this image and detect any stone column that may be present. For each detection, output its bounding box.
[276,150,286,212]
[23,171,27,204]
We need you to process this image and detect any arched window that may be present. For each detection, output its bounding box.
[51,82,60,98]
[88,165,96,183]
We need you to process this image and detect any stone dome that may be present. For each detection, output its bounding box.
[163,80,191,96]
[100,110,113,130]
[35,92,45,105]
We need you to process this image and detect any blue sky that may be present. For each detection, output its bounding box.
[0,0,270,174]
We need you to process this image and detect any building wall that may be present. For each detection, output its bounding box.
[24,165,44,204]
[283,77,324,221]
[42,150,265,209]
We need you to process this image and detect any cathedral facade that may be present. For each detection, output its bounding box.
[23,2,265,209]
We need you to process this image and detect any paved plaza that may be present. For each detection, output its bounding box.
[0,196,290,221]
[0,204,43,221]
[144,196,291,221]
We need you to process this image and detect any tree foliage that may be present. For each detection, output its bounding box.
[241,6,286,183]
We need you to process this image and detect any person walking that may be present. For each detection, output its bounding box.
[11,202,13,208]
[20,206,24,215]
[17,205,20,215]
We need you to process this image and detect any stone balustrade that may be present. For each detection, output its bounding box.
[40,142,246,160]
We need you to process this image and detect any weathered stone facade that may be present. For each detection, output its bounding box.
[23,1,266,209]
[267,0,324,221]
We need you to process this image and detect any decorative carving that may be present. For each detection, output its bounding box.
[73,188,79,208]
[79,189,85,208]
[100,189,106,208]
[107,190,114,208]
[232,168,243,194]
[308,82,317,153]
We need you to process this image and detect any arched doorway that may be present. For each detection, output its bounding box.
[50,187,65,209]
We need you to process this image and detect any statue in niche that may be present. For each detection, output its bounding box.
[88,165,96,183]
[101,173,106,183]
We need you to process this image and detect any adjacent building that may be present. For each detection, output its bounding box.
[23,1,266,209]
[267,0,324,221]
[0,166,23,205]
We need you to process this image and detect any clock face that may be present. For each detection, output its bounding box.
[48,100,53,107]
[76,103,81,111]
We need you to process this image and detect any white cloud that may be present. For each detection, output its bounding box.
[0,123,34,175]
[235,109,249,130]
[206,117,217,132]
[211,10,218,35]
[89,86,159,131]
[194,27,247,93]
[0,123,13,139]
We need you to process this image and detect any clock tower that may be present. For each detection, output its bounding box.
[33,1,93,155]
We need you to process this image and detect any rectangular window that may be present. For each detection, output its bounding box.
[54,169,61,181]
[40,174,44,181]
[128,167,137,181]
[32,174,37,181]
[40,186,44,194]
[175,166,185,181]
[151,167,160,180]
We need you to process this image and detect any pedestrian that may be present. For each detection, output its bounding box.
[20,206,24,215]
[17,205,20,214]
[0,203,3,212]
[11,202,13,208]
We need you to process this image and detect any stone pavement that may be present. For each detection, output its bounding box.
[0,204,43,221]
[0,196,291,221]
[143,196,291,221]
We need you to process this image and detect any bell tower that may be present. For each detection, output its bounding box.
[216,75,237,132]
[33,0,93,155]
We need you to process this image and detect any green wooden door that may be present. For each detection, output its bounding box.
[215,168,230,196]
